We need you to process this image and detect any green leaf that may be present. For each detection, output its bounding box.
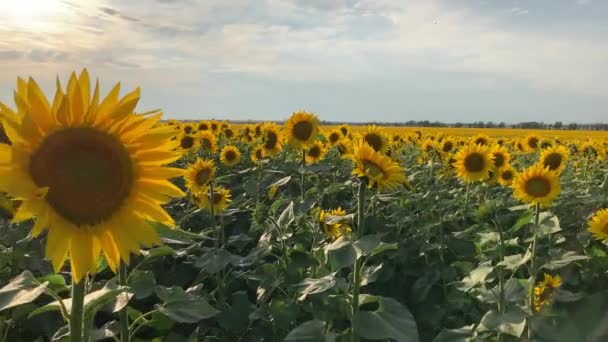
[155,286,220,323]
[360,263,383,286]
[538,211,561,235]
[0,271,48,312]
[497,250,532,271]
[278,201,295,227]
[284,320,334,342]
[269,175,292,188]
[294,274,337,301]
[216,291,254,332]
[269,298,298,330]
[195,249,239,274]
[455,263,493,292]
[128,270,156,300]
[410,270,440,303]
[478,307,526,338]
[37,274,68,294]
[432,325,475,342]
[325,237,357,271]
[152,222,210,244]
[142,245,177,259]
[511,210,533,232]
[353,235,397,258]
[353,295,419,342]
[542,252,590,270]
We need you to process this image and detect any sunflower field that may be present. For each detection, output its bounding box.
[0,70,608,342]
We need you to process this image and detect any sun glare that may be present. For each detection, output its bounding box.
[0,0,67,31]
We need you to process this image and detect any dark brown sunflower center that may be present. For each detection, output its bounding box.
[329,132,340,143]
[198,123,209,131]
[264,131,278,149]
[528,137,539,149]
[493,153,505,168]
[184,126,193,134]
[30,128,133,226]
[475,138,487,146]
[501,170,514,181]
[340,127,348,136]
[195,168,212,186]
[181,136,195,149]
[293,121,313,141]
[543,153,562,171]
[442,141,453,153]
[201,138,212,150]
[255,149,264,159]
[308,146,321,158]
[525,177,551,197]
[224,129,234,139]
[225,150,237,161]
[211,192,223,205]
[211,123,218,131]
[364,134,383,152]
[464,153,485,172]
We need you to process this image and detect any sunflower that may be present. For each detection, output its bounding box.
[220,145,241,167]
[539,145,569,174]
[261,123,282,155]
[319,207,351,240]
[198,130,218,153]
[177,132,199,152]
[350,142,406,192]
[336,138,352,156]
[182,124,195,135]
[420,138,435,154]
[512,164,560,206]
[250,145,266,164]
[453,144,493,183]
[490,145,511,170]
[533,274,562,312]
[587,208,608,241]
[525,135,541,152]
[359,125,388,153]
[0,70,185,283]
[185,159,216,194]
[471,134,491,146]
[339,124,349,137]
[498,166,517,186]
[223,126,235,140]
[284,111,319,148]
[439,137,455,155]
[198,121,210,131]
[209,120,219,133]
[194,185,231,213]
[306,141,326,164]
[327,129,343,145]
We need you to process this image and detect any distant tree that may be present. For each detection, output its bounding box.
[498,122,506,128]
[567,123,578,130]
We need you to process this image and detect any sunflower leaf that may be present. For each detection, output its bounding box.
[0,271,48,313]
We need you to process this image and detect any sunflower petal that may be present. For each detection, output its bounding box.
[69,229,95,283]
[45,223,71,272]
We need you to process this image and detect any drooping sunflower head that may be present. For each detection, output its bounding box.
[525,135,541,152]
[250,145,266,164]
[327,129,343,145]
[306,141,326,164]
[220,145,241,167]
[0,70,185,283]
[498,166,517,186]
[198,130,218,153]
[185,158,216,194]
[512,164,561,206]
[587,208,608,242]
[350,142,406,192]
[533,273,562,312]
[490,145,511,170]
[178,132,199,152]
[262,123,283,155]
[453,144,494,183]
[319,207,351,240]
[359,125,388,153]
[194,186,232,213]
[471,134,491,147]
[539,145,569,174]
[284,111,319,148]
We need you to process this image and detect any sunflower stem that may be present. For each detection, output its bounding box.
[69,278,86,342]
[494,219,506,342]
[118,264,130,342]
[300,149,306,202]
[527,203,541,340]
[351,179,367,342]
[463,182,471,214]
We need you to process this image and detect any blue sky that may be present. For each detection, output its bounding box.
[0,0,606,123]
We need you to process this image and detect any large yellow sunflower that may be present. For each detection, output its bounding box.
[198,130,218,153]
[319,207,351,240]
[587,208,608,242]
[512,164,560,206]
[261,123,283,155]
[350,142,406,192]
[250,145,266,164]
[305,141,326,164]
[194,185,231,213]
[525,135,541,152]
[498,166,517,186]
[490,145,511,170]
[0,70,184,283]
[177,132,199,153]
[222,126,235,140]
[185,158,215,194]
[539,145,569,174]
[220,145,241,167]
[453,144,494,183]
[284,111,319,148]
[359,125,388,153]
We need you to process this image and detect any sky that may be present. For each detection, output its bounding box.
[0,0,606,124]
